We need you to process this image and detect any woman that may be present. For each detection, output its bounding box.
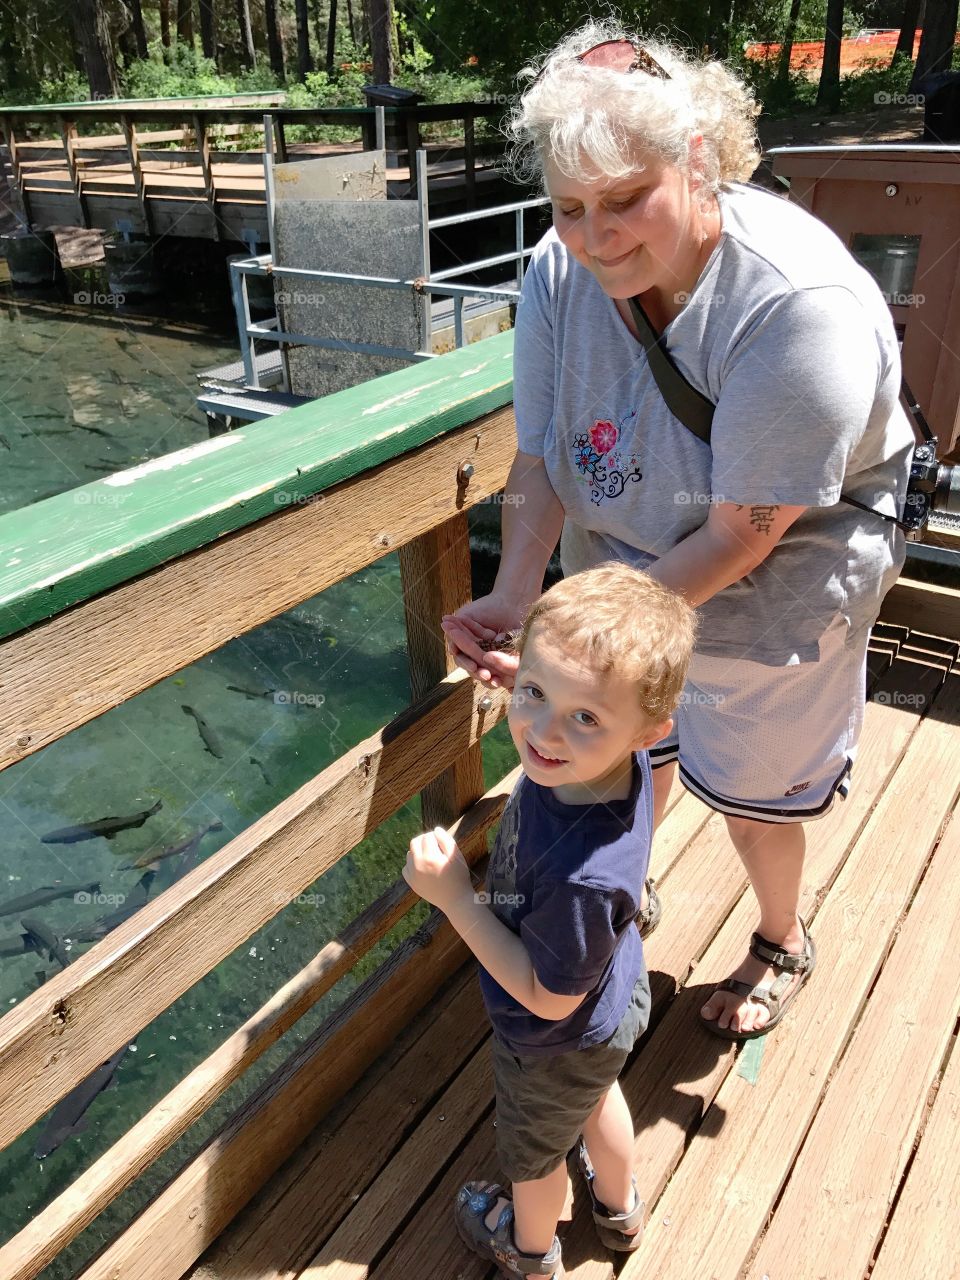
[444,19,914,1042]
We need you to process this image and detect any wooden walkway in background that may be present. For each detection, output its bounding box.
[188,626,960,1280]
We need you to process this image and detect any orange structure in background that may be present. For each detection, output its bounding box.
[745,29,925,75]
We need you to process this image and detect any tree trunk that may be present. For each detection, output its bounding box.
[816,0,844,110]
[326,0,339,73]
[128,0,149,58]
[913,0,960,82]
[895,0,924,60]
[198,0,218,62]
[265,0,286,78]
[346,0,356,43]
[294,0,313,75]
[177,0,194,45]
[237,0,256,68]
[777,0,803,82]
[368,0,393,82]
[159,0,171,48]
[71,0,121,98]
[707,0,729,58]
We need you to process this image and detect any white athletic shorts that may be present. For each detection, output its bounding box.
[649,614,869,824]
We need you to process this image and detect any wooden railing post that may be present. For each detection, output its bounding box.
[463,110,476,209]
[57,115,89,228]
[193,112,223,241]
[399,512,486,830]
[121,113,152,236]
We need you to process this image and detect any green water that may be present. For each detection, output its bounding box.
[0,280,517,1276]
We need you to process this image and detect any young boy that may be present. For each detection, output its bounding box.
[403,562,696,1279]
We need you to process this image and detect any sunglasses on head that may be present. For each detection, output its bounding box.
[531,37,671,87]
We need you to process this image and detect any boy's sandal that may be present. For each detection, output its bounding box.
[636,878,661,939]
[700,917,818,1042]
[454,1181,563,1278]
[576,1141,645,1252]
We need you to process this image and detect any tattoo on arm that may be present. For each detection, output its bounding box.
[735,503,781,535]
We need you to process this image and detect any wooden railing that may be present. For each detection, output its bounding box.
[0,101,506,238]
[0,328,518,1280]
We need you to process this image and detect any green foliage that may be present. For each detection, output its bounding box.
[122,41,241,99]
[838,49,916,110]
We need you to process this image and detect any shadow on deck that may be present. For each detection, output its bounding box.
[187,626,960,1280]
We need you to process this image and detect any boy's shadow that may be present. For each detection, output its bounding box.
[556,973,732,1272]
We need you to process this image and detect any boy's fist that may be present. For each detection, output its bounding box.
[403,826,473,912]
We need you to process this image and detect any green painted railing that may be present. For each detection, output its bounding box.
[0,329,514,641]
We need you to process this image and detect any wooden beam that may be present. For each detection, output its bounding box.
[463,111,476,209]
[0,770,515,1280]
[0,673,509,1155]
[0,406,515,771]
[399,514,485,829]
[879,576,960,643]
[1,114,33,226]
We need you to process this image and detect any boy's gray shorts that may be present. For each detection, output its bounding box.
[491,973,651,1184]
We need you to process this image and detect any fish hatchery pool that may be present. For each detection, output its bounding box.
[0,265,517,1276]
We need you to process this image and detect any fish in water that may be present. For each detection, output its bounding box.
[0,431,10,450]
[84,464,114,473]
[182,705,224,758]
[73,422,115,440]
[226,684,276,700]
[0,929,42,959]
[120,820,223,871]
[20,917,71,969]
[0,879,101,921]
[67,870,156,944]
[41,798,163,844]
[250,756,273,787]
[34,1044,131,1159]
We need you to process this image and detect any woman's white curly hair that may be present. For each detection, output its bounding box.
[505,17,761,197]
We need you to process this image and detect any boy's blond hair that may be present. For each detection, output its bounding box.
[517,563,697,721]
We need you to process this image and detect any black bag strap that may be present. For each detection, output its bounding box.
[627,297,714,444]
[627,294,916,535]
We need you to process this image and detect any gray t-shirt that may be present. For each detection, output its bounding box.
[513,182,914,664]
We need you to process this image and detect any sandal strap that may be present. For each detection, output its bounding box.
[749,924,812,975]
[460,1192,561,1276]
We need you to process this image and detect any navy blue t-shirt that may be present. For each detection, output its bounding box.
[478,750,653,1058]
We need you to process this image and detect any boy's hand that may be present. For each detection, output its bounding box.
[403,826,474,913]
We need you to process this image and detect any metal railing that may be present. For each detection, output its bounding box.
[225,117,550,389]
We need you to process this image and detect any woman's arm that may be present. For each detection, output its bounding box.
[648,500,807,607]
[492,450,565,605]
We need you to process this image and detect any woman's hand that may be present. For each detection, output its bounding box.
[441,594,526,690]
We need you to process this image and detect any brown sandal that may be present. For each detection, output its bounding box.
[576,1141,644,1251]
[700,917,817,1041]
[454,1181,563,1277]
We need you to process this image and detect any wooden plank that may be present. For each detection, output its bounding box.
[0,769,513,1280]
[879,577,960,642]
[0,673,509,1155]
[1,114,32,225]
[0,332,514,644]
[609,672,960,1280]
[555,656,938,1279]
[746,800,960,1278]
[190,970,487,1280]
[648,790,712,884]
[463,112,476,208]
[869,1032,960,1279]
[76,906,471,1280]
[0,408,515,773]
[399,515,485,829]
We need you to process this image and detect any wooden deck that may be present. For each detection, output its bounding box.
[186,627,960,1280]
